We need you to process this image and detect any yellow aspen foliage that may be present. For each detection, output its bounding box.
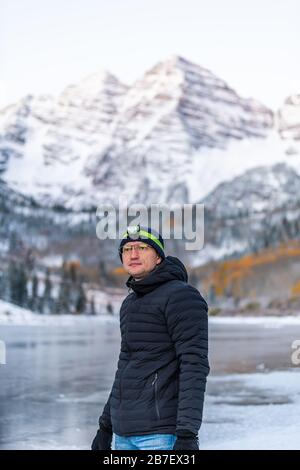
[112,266,127,276]
[291,281,300,297]
[208,241,300,297]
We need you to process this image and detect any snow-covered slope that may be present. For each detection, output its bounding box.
[0,299,118,326]
[87,55,276,205]
[203,162,300,217]
[277,94,300,141]
[0,71,127,209]
[191,162,300,265]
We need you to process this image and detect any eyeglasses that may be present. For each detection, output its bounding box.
[121,244,152,255]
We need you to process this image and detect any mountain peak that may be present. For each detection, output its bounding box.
[0,55,289,211]
[159,54,200,69]
[60,69,127,102]
[145,54,217,82]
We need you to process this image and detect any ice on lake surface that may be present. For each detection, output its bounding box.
[0,316,300,449]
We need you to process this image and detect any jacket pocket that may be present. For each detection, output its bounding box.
[152,372,160,420]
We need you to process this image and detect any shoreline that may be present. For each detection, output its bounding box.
[1,299,300,327]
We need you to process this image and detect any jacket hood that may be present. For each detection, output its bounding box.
[126,256,188,295]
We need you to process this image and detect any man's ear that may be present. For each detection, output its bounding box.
[156,256,162,265]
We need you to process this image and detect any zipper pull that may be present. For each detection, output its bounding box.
[152,372,158,386]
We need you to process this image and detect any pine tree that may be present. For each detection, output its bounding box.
[29,273,38,311]
[8,261,18,303]
[57,263,71,314]
[75,277,86,314]
[43,268,52,314]
[0,270,9,301]
[59,279,71,314]
[106,302,113,315]
[90,295,96,315]
[25,248,35,273]
[9,260,28,307]
[17,263,28,308]
[0,272,4,300]
[8,232,18,254]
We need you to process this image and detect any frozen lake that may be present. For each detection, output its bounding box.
[0,319,300,449]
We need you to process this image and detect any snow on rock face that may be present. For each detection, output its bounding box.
[120,55,273,149]
[0,71,127,210]
[277,94,300,141]
[1,55,297,211]
[53,70,128,134]
[174,55,273,146]
[188,161,300,266]
[202,162,300,218]
[76,55,275,207]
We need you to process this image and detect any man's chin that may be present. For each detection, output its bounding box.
[128,267,145,278]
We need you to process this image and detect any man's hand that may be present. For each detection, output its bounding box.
[91,424,112,450]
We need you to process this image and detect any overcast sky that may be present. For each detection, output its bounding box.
[1,0,299,110]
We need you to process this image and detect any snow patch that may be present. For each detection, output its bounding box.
[0,299,119,326]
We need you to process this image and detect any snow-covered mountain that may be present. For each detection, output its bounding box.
[1,55,300,270]
[3,55,298,210]
[203,162,300,217]
[87,55,275,206]
[192,162,300,265]
[0,71,127,209]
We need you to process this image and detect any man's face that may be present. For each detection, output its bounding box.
[122,242,162,279]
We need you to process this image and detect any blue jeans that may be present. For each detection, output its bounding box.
[114,433,176,450]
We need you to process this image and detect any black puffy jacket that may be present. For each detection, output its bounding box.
[99,256,209,437]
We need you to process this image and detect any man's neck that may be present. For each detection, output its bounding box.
[131,262,161,282]
[133,271,152,281]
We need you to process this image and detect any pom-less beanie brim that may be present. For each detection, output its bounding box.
[119,226,165,261]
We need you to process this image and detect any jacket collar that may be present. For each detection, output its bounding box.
[126,256,188,296]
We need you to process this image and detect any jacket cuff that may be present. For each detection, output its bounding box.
[99,420,112,433]
[176,429,197,438]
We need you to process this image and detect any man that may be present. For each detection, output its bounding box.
[92,225,209,450]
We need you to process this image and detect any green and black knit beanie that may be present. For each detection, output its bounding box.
[119,225,165,261]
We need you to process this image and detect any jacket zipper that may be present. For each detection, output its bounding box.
[152,372,160,420]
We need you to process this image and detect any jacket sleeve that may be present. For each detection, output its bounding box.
[98,297,128,432]
[165,284,210,436]
[99,391,112,431]
[98,343,128,431]
[98,301,130,432]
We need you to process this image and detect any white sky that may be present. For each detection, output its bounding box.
[1,0,299,110]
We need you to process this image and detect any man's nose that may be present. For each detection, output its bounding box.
[130,247,140,259]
